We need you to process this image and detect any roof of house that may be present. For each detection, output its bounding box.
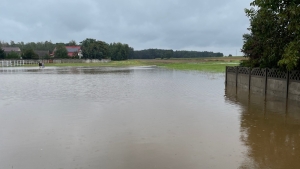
[1,47,21,52]
[66,46,81,53]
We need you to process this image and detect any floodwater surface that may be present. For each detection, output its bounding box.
[0,66,300,169]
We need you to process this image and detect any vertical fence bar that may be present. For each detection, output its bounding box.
[264,68,268,100]
[236,66,238,88]
[285,70,290,116]
[225,66,228,85]
[286,71,290,99]
[248,68,251,92]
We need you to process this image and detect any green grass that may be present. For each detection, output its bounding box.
[25,59,241,72]
[145,62,239,72]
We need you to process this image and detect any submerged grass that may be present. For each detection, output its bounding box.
[42,60,148,67]
[137,58,241,72]
[153,62,239,72]
[26,58,243,72]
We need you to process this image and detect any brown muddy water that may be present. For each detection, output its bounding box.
[0,66,300,169]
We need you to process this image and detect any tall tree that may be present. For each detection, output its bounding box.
[133,49,222,59]
[68,40,77,46]
[10,41,16,47]
[242,0,300,70]
[54,44,68,59]
[110,42,131,61]
[22,49,39,60]
[81,38,109,59]
[0,48,5,59]
[6,52,20,59]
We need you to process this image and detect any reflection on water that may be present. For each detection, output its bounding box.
[226,87,300,169]
[1,66,300,169]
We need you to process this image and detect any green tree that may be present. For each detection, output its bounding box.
[10,41,16,47]
[43,54,51,59]
[133,49,222,59]
[110,42,131,61]
[6,52,20,59]
[68,40,77,46]
[54,44,68,59]
[128,47,134,59]
[165,50,173,59]
[0,48,5,59]
[22,49,39,59]
[81,38,109,59]
[242,0,300,70]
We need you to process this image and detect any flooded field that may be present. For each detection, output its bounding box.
[1,66,300,169]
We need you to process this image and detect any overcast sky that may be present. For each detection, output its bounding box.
[1,0,252,55]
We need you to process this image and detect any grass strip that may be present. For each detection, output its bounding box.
[24,59,242,73]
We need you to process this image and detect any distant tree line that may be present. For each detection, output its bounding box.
[0,39,134,60]
[0,49,20,60]
[79,38,134,60]
[242,0,300,70]
[0,40,57,60]
[0,40,56,51]
[109,42,134,61]
[133,49,223,59]
[0,39,224,60]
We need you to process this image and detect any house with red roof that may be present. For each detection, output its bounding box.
[66,46,81,57]
[51,45,82,58]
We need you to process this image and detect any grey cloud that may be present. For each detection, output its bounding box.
[1,0,252,55]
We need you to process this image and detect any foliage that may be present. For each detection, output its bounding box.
[242,0,300,70]
[133,49,223,59]
[22,48,39,59]
[0,39,223,61]
[68,40,77,46]
[81,38,109,59]
[161,50,173,59]
[278,41,300,71]
[173,50,223,58]
[109,42,131,61]
[240,59,258,67]
[6,51,20,59]
[0,41,56,52]
[54,44,68,59]
[0,48,5,59]
[43,54,51,59]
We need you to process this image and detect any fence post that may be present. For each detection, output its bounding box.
[248,67,251,92]
[286,71,290,100]
[236,66,238,88]
[264,68,268,99]
[225,66,228,85]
